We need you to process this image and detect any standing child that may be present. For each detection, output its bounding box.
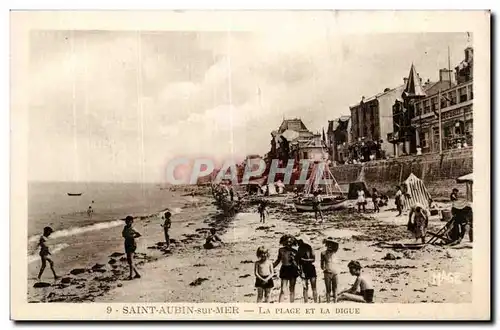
[37,226,59,281]
[258,201,268,223]
[122,216,141,280]
[320,237,339,303]
[273,235,299,303]
[296,237,318,303]
[338,261,374,303]
[312,191,324,223]
[161,211,172,248]
[254,246,274,303]
[372,188,380,213]
[395,186,403,217]
[357,188,366,213]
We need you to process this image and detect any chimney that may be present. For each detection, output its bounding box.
[439,68,454,83]
[465,47,473,63]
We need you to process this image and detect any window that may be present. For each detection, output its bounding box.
[415,102,422,116]
[450,90,457,105]
[459,87,468,103]
[431,97,437,111]
[424,100,430,114]
[468,85,473,100]
[433,127,440,151]
[420,131,429,148]
[440,96,447,109]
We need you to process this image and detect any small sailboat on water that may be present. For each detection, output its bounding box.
[293,161,347,212]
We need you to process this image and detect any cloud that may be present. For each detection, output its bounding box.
[28,30,469,182]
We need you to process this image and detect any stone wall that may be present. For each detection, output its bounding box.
[331,147,473,198]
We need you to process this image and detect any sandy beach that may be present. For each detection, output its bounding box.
[28,187,472,304]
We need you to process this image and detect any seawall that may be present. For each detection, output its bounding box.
[331,147,473,198]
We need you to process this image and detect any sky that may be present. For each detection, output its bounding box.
[28,29,470,182]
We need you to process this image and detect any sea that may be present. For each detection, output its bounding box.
[27,181,188,268]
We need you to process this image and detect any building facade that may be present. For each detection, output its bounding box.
[349,85,405,160]
[326,116,351,164]
[410,47,473,154]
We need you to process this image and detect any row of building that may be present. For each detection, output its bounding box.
[264,46,474,165]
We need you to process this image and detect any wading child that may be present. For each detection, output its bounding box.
[161,211,172,248]
[258,201,268,223]
[312,191,324,223]
[122,216,141,280]
[273,235,299,303]
[37,226,59,281]
[320,237,339,303]
[254,246,274,302]
[338,261,374,303]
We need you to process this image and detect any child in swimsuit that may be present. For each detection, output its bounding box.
[338,260,375,303]
[37,226,59,281]
[254,246,274,302]
[273,235,299,303]
[258,201,268,223]
[161,211,172,248]
[122,216,141,280]
[296,237,318,303]
[321,237,340,303]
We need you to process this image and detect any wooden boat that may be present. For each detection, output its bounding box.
[294,195,347,212]
[293,160,347,213]
[67,193,83,196]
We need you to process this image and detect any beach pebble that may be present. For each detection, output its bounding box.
[108,258,117,265]
[61,277,72,284]
[33,282,51,288]
[117,283,123,287]
[109,252,124,258]
[70,268,87,276]
[239,274,251,278]
[240,260,253,264]
[382,253,400,261]
[91,263,106,270]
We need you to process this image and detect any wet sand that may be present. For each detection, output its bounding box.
[29,192,472,304]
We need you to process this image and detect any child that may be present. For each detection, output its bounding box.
[258,201,268,223]
[312,191,324,223]
[357,188,366,213]
[296,237,318,303]
[254,246,274,303]
[161,211,172,248]
[372,188,380,213]
[37,226,59,281]
[320,237,339,303]
[204,228,223,249]
[395,186,403,217]
[338,261,374,303]
[273,235,299,303]
[122,216,141,280]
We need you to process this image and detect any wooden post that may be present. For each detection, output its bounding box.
[438,89,443,154]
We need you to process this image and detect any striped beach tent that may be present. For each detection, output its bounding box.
[401,173,431,210]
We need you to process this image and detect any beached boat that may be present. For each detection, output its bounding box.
[293,160,347,213]
[294,195,347,212]
[67,193,83,196]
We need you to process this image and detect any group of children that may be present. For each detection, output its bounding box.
[254,234,374,304]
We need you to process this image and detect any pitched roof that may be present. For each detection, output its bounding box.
[349,85,404,109]
[278,118,309,133]
[402,64,427,99]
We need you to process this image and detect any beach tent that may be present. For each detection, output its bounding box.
[456,173,473,202]
[401,173,431,210]
[347,181,371,200]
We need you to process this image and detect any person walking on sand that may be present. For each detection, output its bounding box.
[161,211,172,248]
[254,246,274,303]
[122,216,141,280]
[372,188,380,213]
[321,237,340,303]
[296,237,318,303]
[37,226,59,281]
[258,201,268,223]
[273,235,299,303]
[408,203,429,244]
[395,186,403,217]
[357,188,366,213]
[338,261,374,303]
[312,191,324,223]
